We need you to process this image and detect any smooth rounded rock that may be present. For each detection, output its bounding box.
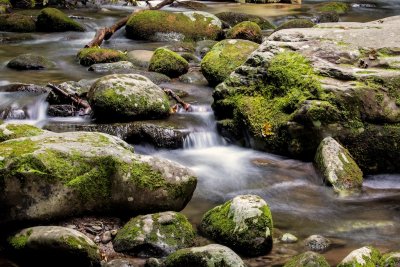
[227,21,263,44]
[36,7,85,32]
[148,48,189,78]
[304,235,331,252]
[7,54,54,70]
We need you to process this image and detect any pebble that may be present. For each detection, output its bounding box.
[281,233,298,243]
[102,231,112,244]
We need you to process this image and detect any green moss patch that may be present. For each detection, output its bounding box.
[36,8,85,32]
[0,13,36,32]
[0,124,43,142]
[227,21,263,44]
[316,2,350,14]
[275,19,315,32]
[77,48,127,66]
[148,48,189,78]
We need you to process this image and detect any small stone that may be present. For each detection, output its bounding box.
[101,231,112,244]
[94,235,101,243]
[281,233,298,243]
[111,230,118,236]
[304,235,331,252]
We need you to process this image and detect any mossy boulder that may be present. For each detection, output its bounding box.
[8,226,100,267]
[0,131,197,223]
[215,12,275,30]
[381,252,400,267]
[200,195,273,256]
[284,251,330,267]
[275,19,315,31]
[0,123,44,142]
[0,14,36,32]
[200,39,259,86]
[77,48,127,67]
[164,244,246,267]
[87,74,170,121]
[125,10,222,41]
[113,211,195,257]
[338,246,381,267]
[227,21,263,44]
[315,137,363,195]
[7,54,55,70]
[36,8,85,32]
[316,2,350,14]
[148,48,189,78]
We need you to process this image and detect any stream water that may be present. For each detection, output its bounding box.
[1,1,400,266]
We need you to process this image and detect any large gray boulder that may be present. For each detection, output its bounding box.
[200,195,273,256]
[164,244,246,267]
[0,129,197,223]
[113,211,195,257]
[213,16,400,174]
[315,137,363,195]
[87,74,170,122]
[8,226,100,267]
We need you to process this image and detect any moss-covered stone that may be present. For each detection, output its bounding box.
[215,12,275,30]
[125,10,222,41]
[77,48,127,66]
[87,73,170,121]
[36,8,85,32]
[7,54,55,70]
[0,131,197,222]
[200,195,273,256]
[8,226,100,267]
[200,39,259,86]
[275,19,315,31]
[227,21,263,44]
[0,0,11,13]
[316,2,350,14]
[338,246,381,267]
[0,13,36,32]
[380,252,400,267]
[284,251,330,267]
[164,244,246,267]
[148,48,189,78]
[113,211,195,257]
[0,123,44,142]
[315,137,363,195]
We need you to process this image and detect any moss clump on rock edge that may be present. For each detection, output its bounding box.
[36,8,85,32]
[201,39,259,86]
[77,48,127,66]
[125,10,222,41]
[148,48,189,78]
[284,251,330,267]
[316,2,350,14]
[227,21,263,44]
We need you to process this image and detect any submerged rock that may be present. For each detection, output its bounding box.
[36,8,85,32]
[77,48,127,66]
[164,244,246,267]
[283,251,330,267]
[200,194,273,256]
[125,10,222,41]
[213,16,400,174]
[87,74,170,121]
[127,50,154,68]
[303,235,331,252]
[0,130,197,223]
[227,21,263,44]
[113,211,195,257]
[215,12,275,30]
[200,39,259,86]
[148,48,189,78]
[315,137,363,195]
[0,13,36,32]
[338,246,381,267]
[8,226,100,267]
[88,61,135,73]
[7,54,54,70]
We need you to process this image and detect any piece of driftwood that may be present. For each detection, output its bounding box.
[162,88,192,111]
[46,83,91,115]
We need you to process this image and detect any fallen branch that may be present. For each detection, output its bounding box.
[46,83,92,115]
[85,0,176,48]
[162,88,192,111]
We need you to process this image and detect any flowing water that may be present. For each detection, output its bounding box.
[1,1,400,266]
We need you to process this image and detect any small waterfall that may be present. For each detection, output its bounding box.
[182,105,227,149]
[0,92,49,127]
